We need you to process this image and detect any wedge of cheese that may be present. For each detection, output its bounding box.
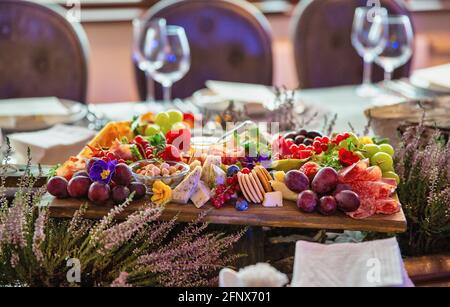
[201,155,221,182]
[190,180,211,208]
[172,166,202,204]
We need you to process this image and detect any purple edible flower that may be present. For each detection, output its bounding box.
[89,159,117,184]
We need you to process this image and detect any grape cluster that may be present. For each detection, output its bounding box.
[47,160,147,205]
[211,175,240,208]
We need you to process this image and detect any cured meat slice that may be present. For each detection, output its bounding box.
[375,199,400,215]
[338,160,369,183]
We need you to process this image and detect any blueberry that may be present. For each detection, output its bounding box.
[235,199,249,211]
[226,165,240,177]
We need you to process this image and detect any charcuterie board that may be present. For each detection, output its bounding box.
[42,194,406,233]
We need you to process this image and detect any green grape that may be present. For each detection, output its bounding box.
[370,152,394,172]
[362,144,380,158]
[167,109,183,124]
[145,124,161,136]
[170,122,187,131]
[155,112,170,127]
[379,144,395,157]
[383,171,400,184]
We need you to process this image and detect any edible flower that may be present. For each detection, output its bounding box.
[151,180,172,206]
[338,148,360,166]
[89,159,117,184]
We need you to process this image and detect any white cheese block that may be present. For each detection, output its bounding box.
[262,191,283,208]
[212,164,226,186]
[190,181,211,208]
[172,166,202,204]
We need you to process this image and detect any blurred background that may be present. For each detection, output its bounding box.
[26,0,450,103]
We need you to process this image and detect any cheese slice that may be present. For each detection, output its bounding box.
[201,155,221,181]
[172,166,202,204]
[190,180,211,208]
[262,191,283,207]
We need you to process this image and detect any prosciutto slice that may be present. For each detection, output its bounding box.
[338,159,400,219]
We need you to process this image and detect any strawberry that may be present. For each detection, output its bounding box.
[300,162,321,181]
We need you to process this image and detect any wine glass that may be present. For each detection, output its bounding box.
[132,17,167,103]
[150,25,191,102]
[351,6,387,97]
[375,15,414,81]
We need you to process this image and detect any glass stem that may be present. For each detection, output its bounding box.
[384,70,393,81]
[145,71,155,102]
[363,57,373,85]
[163,83,172,102]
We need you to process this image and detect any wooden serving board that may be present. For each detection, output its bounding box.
[42,194,407,233]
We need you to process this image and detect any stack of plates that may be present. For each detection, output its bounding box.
[410,63,450,94]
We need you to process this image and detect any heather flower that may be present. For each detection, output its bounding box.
[32,209,48,264]
[111,272,131,287]
[89,159,117,184]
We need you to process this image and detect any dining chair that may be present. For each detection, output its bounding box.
[0,0,89,103]
[291,0,413,89]
[134,0,273,100]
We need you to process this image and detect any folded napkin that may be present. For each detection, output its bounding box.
[291,237,413,287]
[8,124,95,165]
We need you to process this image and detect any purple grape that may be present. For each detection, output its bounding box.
[318,196,337,215]
[297,190,318,213]
[128,182,147,200]
[73,170,90,178]
[112,185,130,204]
[311,167,338,194]
[295,135,305,145]
[333,183,352,196]
[88,182,110,205]
[67,176,92,198]
[285,170,309,193]
[47,176,69,198]
[112,163,133,186]
[335,190,361,212]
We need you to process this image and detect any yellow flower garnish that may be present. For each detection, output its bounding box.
[100,170,111,180]
[151,180,172,206]
[359,136,374,145]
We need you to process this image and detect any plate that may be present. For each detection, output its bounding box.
[410,75,450,94]
[0,99,88,132]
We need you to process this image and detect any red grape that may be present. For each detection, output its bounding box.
[318,196,337,215]
[112,163,133,186]
[88,182,110,205]
[285,170,309,193]
[335,190,360,212]
[67,176,91,198]
[333,183,352,196]
[73,170,89,178]
[297,190,318,213]
[112,185,130,204]
[128,182,147,200]
[47,176,69,198]
[311,167,338,194]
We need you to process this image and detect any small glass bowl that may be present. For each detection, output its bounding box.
[130,159,190,189]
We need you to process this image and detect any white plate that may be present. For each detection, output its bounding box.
[410,74,450,94]
[0,99,88,132]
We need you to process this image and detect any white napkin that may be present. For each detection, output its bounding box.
[8,124,95,165]
[291,237,413,287]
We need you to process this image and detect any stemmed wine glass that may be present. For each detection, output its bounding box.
[151,25,191,102]
[375,15,414,81]
[132,17,167,103]
[351,6,387,97]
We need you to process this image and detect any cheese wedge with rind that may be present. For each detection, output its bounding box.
[172,166,202,204]
[190,181,211,208]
